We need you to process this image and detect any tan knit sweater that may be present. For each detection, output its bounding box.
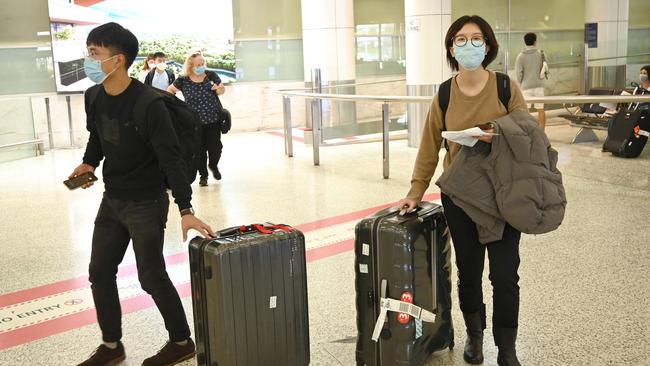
[406,71,528,201]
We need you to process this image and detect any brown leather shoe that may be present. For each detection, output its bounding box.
[141,338,195,366]
[77,342,126,366]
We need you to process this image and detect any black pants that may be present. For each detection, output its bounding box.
[441,194,521,329]
[89,193,190,342]
[198,123,222,178]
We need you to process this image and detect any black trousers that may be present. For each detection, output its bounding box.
[441,194,521,329]
[89,193,191,342]
[198,123,222,178]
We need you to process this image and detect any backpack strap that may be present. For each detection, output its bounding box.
[132,85,163,140]
[85,85,102,115]
[144,69,156,86]
[437,73,511,151]
[496,72,511,112]
[167,70,175,85]
[437,78,453,151]
[84,84,103,129]
[205,70,220,84]
[204,71,224,110]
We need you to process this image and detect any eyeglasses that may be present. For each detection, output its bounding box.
[84,49,102,58]
[453,34,486,47]
[84,49,114,60]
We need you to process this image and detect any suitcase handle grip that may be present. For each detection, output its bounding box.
[217,226,241,237]
[399,205,421,216]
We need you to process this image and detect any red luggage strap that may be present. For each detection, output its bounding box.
[238,223,294,234]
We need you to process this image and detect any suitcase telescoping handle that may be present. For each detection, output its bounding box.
[217,223,294,237]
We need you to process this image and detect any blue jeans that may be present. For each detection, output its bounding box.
[89,193,190,342]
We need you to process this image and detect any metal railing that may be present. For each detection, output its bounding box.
[0,92,80,151]
[279,88,650,179]
[0,139,45,155]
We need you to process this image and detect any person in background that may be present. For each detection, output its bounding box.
[399,15,528,366]
[167,52,225,186]
[515,32,547,130]
[639,65,650,90]
[637,65,650,110]
[144,52,176,91]
[138,54,155,82]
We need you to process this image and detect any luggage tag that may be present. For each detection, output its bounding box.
[371,279,437,342]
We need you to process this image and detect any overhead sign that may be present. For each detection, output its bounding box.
[585,23,598,48]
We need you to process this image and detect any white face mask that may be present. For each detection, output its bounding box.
[156,62,167,71]
[147,62,155,69]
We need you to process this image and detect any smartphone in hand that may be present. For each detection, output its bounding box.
[63,172,98,190]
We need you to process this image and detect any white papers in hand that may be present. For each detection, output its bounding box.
[441,127,496,147]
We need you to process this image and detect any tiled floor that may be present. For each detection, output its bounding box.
[1,120,649,365]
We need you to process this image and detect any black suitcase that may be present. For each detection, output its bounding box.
[603,108,649,157]
[355,202,454,366]
[189,224,310,366]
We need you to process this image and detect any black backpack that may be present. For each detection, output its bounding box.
[438,72,511,150]
[86,82,202,184]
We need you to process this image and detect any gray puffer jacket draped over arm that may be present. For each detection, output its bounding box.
[436,110,566,244]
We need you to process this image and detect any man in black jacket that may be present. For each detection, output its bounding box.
[144,52,176,91]
[70,23,214,366]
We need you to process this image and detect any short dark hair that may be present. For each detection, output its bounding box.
[445,15,498,72]
[524,32,537,46]
[641,65,650,75]
[153,52,166,59]
[86,22,139,69]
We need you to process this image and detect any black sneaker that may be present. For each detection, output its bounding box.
[77,342,126,366]
[199,177,208,186]
[142,338,196,366]
[209,166,221,180]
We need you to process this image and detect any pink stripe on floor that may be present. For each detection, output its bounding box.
[265,131,305,143]
[0,252,189,308]
[306,239,354,263]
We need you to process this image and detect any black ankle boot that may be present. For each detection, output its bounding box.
[462,307,486,364]
[494,327,521,366]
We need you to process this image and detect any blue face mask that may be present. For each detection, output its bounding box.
[194,66,206,75]
[84,55,117,84]
[453,43,486,71]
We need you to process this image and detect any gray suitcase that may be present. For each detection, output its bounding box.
[189,224,310,366]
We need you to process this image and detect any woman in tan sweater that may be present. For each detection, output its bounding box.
[399,15,527,366]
